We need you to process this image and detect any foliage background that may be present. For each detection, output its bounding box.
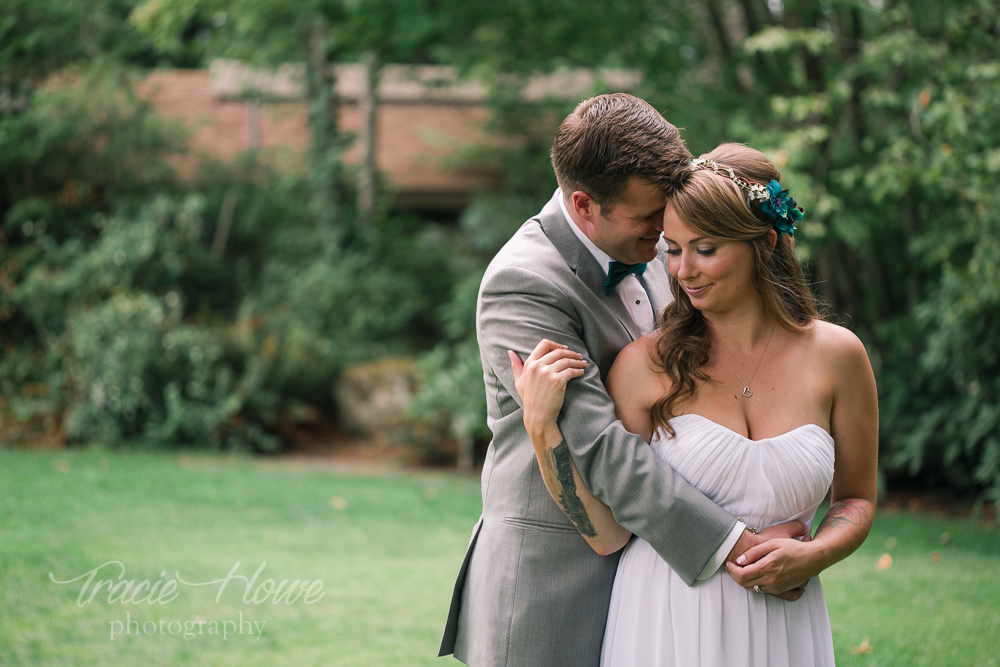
[1,0,998,502]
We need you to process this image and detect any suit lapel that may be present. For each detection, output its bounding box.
[537,194,642,341]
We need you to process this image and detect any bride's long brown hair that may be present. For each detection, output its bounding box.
[652,144,821,435]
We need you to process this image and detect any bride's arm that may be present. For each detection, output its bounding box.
[727,327,878,592]
[510,339,649,555]
[804,328,879,563]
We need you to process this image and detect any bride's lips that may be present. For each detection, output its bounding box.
[682,283,711,297]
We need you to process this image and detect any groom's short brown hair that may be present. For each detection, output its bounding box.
[551,93,692,208]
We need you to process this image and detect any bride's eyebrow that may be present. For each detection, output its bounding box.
[662,236,707,244]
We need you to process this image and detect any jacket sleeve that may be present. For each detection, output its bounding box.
[478,263,738,584]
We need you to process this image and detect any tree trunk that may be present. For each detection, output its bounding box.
[305,13,340,231]
[357,50,380,229]
[212,189,237,259]
[844,7,868,149]
[245,98,260,150]
[457,434,474,474]
[737,0,773,82]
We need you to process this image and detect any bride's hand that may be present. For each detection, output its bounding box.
[508,339,587,438]
[726,536,821,599]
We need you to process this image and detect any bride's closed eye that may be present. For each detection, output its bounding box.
[665,247,718,256]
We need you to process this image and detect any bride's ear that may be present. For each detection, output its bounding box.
[767,229,778,250]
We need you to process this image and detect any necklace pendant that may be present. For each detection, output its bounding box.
[742,386,753,398]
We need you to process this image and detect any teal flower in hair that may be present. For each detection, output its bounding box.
[760,179,803,236]
[689,159,804,237]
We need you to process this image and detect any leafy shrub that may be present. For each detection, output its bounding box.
[408,150,556,466]
[62,292,280,451]
[879,215,1000,504]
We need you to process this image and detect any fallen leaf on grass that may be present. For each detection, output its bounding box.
[852,638,872,654]
[930,551,942,563]
[877,553,893,571]
[331,496,348,511]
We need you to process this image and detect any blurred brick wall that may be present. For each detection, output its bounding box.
[137,63,638,210]
[138,69,499,209]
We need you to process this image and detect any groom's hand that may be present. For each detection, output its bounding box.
[726,520,808,563]
[725,521,811,600]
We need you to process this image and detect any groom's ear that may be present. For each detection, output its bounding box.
[571,190,600,223]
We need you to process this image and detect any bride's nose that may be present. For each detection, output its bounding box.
[676,251,699,280]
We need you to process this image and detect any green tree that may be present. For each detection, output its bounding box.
[413,0,1000,494]
[678,1,1000,501]
[3,0,997,490]
[130,0,461,234]
[0,0,156,81]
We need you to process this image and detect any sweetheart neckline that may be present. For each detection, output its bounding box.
[664,413,834,444]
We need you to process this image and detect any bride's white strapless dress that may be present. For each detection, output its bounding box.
[601,413,837,667]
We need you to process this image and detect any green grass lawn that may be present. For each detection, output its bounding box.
[823,501,1000,667]
[0,448,481,666]
[1,447,997,666]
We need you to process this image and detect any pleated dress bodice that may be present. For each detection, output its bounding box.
[601,413,837,667]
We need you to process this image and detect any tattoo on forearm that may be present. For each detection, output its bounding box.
[544,441,598,538]
[816,499,871,534]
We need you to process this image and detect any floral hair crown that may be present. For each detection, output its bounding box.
[689,158,803,236]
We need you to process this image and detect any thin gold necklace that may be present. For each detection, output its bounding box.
[718,325,776,398]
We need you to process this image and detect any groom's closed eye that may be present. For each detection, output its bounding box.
[636,208,665,222]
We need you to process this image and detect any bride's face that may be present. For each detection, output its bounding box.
[662,204,757,315]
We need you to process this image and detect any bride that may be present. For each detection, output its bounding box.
[510,143,878,666]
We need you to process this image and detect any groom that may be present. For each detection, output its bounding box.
[440,94,788,666]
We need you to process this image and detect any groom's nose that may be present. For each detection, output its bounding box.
[651,209,665,232]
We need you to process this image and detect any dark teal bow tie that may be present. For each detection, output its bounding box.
[604,261,647,295]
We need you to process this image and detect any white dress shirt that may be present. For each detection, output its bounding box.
[556,189,742,579]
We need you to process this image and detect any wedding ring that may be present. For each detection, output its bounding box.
[753,585,762,594]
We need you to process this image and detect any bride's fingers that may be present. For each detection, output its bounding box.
[525,339,567,364]
[536,347,584,366]
[725,561,749,586]
[508,350,524,380]
[727,548,781,588]
[514,348,582,387]
[514,343,568,382]
[552,367,587,384]
[525,350,584,378]
[535,360,587,389]
[544,357,588,374]
[733,540,783,569]
[529,362,586,392]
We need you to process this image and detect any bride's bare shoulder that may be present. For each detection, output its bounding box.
[607,334,668,399]
[614,334,654,366]
[805,320,873,378]
[808,320,868,357]
[611,334,662,374]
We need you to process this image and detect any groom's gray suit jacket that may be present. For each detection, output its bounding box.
[440,192,738,667]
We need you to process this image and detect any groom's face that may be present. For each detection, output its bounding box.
[582,177,666,265]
